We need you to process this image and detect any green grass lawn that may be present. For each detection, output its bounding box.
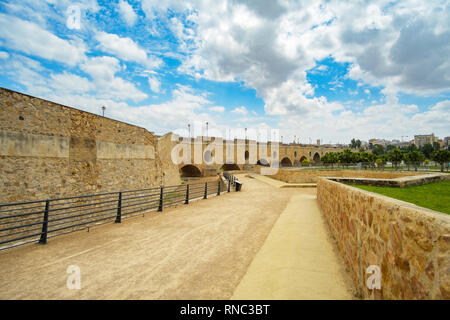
[351,180,450,214]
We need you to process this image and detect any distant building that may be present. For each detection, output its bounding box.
[369,139,390,147]
[445,137,450,149]
[391,140,414,148]
[414,134,438,148]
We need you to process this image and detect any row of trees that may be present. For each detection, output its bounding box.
[321,148,450,171]
[370,142,442,159]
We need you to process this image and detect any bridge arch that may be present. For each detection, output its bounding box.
[280,157,293,167]
[180,165,202,178]
[313,152,321,163]
[221,163,240,171]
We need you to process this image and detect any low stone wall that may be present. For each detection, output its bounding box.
[317,177,450,299]
[327,173,450,187]
[270,168,418,183]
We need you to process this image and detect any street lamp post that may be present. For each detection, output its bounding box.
[101,106,106,117]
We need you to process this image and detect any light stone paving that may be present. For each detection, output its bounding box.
[0,174,354,299]
[249,174,317,188]
[231,192,353,300]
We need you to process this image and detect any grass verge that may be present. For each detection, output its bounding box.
[351,180,450,214]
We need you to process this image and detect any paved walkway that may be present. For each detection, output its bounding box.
[231,191,353,299]
[250,174,317,188]
[0,174,354,299]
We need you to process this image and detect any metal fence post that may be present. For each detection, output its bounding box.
[204,182,207,199]
[38,200,50,244]
[228,179,231,192]
[185,184,190,204]
[217,180,221,196]
[115,192,122,223]
[158,187,164,212]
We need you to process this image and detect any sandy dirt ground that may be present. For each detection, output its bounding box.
[0,174,295,299]
[0,174,355,299]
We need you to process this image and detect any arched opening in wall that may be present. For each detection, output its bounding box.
[280,157,293,167]
[313,152,321,163]
[180,165,202,178]
[257,159,269,167]
[300,156,307,162]
[204,150,213,164]
[294,151,297,158]
[244,150,249,160]
[221,164,240,171]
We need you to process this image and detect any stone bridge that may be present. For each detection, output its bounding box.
[162,133,345,178]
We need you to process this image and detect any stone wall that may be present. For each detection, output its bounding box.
[327,174,450,188]
[157,133,182,186]
[317,177,450,299]
[0,87,180,203]
[270,168,418,183]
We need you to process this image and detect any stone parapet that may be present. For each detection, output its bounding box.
[326,173,449,187]
[317,177,450,299]
[270,168,418,183]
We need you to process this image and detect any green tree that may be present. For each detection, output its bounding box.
[400,144,417,153]
[431,149,450,172]
[420,143,434,159]
[350,139,362,149]
[433,141,441,151]
[321,153,331,167]
[301,158,310,167]
[339,149,355,167]
[367,153,377,169]
[403,152,411,170]
[386,144,396,152]
[406,151,425,171]
[322,152,338,168]
[372,144,385,156]
[357,152,372,169]
[388,149,403,170]
[376,154,388,170]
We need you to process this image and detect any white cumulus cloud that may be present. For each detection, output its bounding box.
[95,31,162,69]
[118,0,138,26]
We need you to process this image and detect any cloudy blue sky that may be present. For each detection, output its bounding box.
[0,0,449,143]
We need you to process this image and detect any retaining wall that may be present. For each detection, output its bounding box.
[317,177,450,299]
[0,87,180,203]
[327,173,449,187]
[270,168,418,183]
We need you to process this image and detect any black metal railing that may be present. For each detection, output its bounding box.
[223,172,242,192]
[0,180,230,250]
